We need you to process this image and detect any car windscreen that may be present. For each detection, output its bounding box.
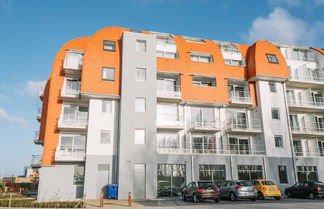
[261,181,275,185]
[236,181,252,186]
[198,182,214,188]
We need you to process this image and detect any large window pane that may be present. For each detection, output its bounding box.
[157,164,185,197]
[238,165,263,180]
[199,165,226,184]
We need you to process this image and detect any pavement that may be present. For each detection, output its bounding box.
[83,197,324,209]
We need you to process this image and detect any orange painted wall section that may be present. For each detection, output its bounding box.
[41,37,90,166]
[311,47,324,55]
[81,27,130,96]
[247,41,289,79]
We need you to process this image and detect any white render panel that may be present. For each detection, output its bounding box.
[256,80,293,158]
[86,99,118,156]
[222,51,243,61]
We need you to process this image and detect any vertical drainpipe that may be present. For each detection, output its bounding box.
[283,81,298,183]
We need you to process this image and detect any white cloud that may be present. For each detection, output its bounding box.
[25,80,46,97]
[0,107,26,124]
[243,8,324,45]
[0,94,10,102]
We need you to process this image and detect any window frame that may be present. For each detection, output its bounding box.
[136,39,147,53]
[134,129,146,144]
[100,130,111,144]
[135,97,146,112]
[274,135,284,148]
[102,101,112,113]
[192,75,216,87]
[190,52,213,63]
[103,40,116,52]
[269,82,277,93]
[102,67,115,81]
[136,67,146,82]
[278,165,289,184]
[266,53,279,64]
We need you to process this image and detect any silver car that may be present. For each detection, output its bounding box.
[218,180,257,201]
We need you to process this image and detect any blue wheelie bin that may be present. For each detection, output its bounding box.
[107,184,118,199]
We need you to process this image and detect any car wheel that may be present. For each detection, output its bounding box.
[193,193,199,203]
[258,192,264,200]
[182,193,187,201]
[250,198,257,201]
[309,192,316,200]
[214,198,220,203]
[274,196,281,200]
[230,192,237,201]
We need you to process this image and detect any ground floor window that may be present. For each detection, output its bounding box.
[199,164,226,183]
[278,165,288,184]
[157,164,186,197]
[238,165,263,180]
[297,166,318,181]
[74,164,85,185]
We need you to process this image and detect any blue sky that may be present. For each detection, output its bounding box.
[0,0,323,176]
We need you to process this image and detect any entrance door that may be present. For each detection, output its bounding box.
[133,164,146,199]
[96,164,110,198]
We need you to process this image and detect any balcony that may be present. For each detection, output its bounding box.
[157,85,181,102]
[61,82,80,100]
[157,143,265,156]
[287,97,324,113]
[157,114,184,131]
[189,119,222,133]
[55,149,85,162]
[58,113,88,131]
[291,124,324,137]
[227,118,262,134]
[31,155,42,168]
[63,50,83,77]
[285,51,316,62]
[293,145,324,157]
[39,88,44,101]
[36,108,42,122]
[33,131,43,145]
[288,67,324,88]
[228,91,252,107]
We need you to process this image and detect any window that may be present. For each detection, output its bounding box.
[191,107,215,127]
[266,53,279,64]
[238,165,263,180]
[60,135,86,152]
[102,67,115,81]
[136,68,146,82]
[136,39,146,52]
[297,166,318,181]
[192,75,216,87]
[102,101,112,113]
[156,35,177,59]
[224,59,245,66]
[135,129,145,144]
[199,165,226,183]
[157,164,186,197]
[278,166,288,184]
[269,82,277,93]
[103,40,116,51]
[190,52,213,63]
[135,98,146,112]
[184,36,205,43]
[274,135,283,148]
[74,165,85,185]
[157,133,179,153]
[271,108,280,119]
[192,135,216,154]
[100,130,111,144]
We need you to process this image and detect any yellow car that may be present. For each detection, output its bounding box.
[250,179,282,200]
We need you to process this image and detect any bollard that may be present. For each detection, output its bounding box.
[99,192,104,208]
[8,193,12,207]
[128,192,132,207]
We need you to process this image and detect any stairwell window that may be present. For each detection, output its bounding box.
[266,54,279,64]
[74,165,85,185]
[103,40,116,52]
[274,135,283,148]
[271,108,280,120]
[136,40,147,52]
[135,98,146,112]
[269,82,277,93]
[102,67,115,81]
[100,130,111,144]
[190,52,213,63]
[136,68,146,82]
[135,129,146,144]
[102,101,112,113]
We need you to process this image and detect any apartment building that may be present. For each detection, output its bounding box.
[34,26,324,202]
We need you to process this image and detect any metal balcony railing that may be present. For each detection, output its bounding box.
[33,131,41,144]
[55,149,86,162]
[293,145,324,157]
[190,119,222,130]
[291,123,324,134]
[63,50,83,71]
[157,85,181,99]
[228,118,262,131]
[285,51,315,62]
[61,82,80,96]
[229,91,252,104]
[157,143,265,156]
[31,155,42,167]
[58,113,88,128]
[289,68,324,83]
[287,97,324,109]
[157,114,184,127]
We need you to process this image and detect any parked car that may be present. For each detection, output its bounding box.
[250,179,281,200]
[284,181,324,199]
[181,181,220,203]
[218,180,258,201]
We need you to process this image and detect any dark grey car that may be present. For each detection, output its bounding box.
[217,180,257,201]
